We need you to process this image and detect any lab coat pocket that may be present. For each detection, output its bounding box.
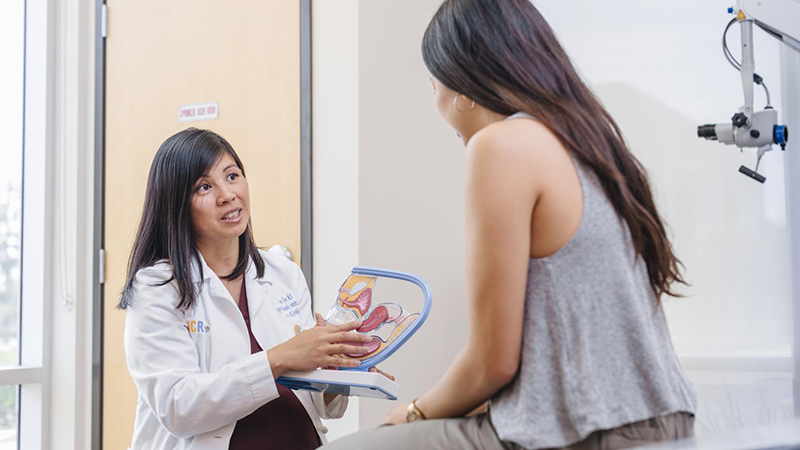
[188,423,236,450]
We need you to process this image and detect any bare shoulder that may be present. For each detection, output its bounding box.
[470,117,564,163]
[466,117,566,194]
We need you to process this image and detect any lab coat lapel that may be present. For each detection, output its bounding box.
[194,252,238,307]
[246,258,293,347]
[245,258,269,318]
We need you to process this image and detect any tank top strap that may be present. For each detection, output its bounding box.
[504,111,537,121]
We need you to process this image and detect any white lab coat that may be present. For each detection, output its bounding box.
[124,249,347,450]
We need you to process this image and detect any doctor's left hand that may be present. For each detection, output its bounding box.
[314,314,396,382]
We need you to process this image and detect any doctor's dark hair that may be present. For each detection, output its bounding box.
[118,128,265,310]
[422,0,686,299]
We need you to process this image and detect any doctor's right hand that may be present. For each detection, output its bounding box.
[267,317,372,376]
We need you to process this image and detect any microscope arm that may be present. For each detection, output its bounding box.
[739,0,800,53]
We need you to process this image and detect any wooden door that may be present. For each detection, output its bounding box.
[103,1,303,448]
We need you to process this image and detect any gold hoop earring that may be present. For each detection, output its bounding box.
[454,94,476,113]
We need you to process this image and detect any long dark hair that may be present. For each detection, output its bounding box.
[118,128,265,310]
[423,0,685,299]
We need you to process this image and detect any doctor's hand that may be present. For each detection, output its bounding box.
[267,316,372,376]
[369,366,395,381]
[314,315,396,381]
[316,314,343,371]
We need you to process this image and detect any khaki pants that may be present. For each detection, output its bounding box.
[318,412,694,450]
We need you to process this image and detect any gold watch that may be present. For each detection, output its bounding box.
[406,399,427,423]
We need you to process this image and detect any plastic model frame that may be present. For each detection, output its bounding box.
[324,267,433,371]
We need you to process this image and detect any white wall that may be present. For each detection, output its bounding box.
[780,41,800,419]
[538,0,791,363]
[357,0,471,431]
[311,0,362,441]
[312,0,471,436]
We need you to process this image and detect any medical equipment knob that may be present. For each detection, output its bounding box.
[739,166,766,183]
[732,112,748,128]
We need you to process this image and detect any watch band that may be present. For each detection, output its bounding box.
[406,399,427,422]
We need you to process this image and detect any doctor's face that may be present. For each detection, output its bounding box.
[190,153,251,245]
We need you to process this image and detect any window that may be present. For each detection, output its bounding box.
[0,386,17,450]
[0,1,25,448]
[0,1,50,448]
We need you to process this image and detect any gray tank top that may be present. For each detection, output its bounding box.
[489,112,697,449]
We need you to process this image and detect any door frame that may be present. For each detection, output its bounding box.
[91,1,314,447]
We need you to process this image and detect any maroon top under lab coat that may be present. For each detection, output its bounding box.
[228,283,321,450]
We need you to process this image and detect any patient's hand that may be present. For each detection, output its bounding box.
[466,401,487,416]
[384,402,410,425]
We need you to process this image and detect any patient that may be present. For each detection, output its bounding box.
[321,0,697,449]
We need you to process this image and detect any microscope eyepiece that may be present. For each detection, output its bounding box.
[697,125,717,139]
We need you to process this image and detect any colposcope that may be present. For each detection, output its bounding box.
[697,0,799,183]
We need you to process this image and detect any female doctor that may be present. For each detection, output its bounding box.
[119,128,384,450]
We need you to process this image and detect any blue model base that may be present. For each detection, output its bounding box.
[276,376,398,400]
